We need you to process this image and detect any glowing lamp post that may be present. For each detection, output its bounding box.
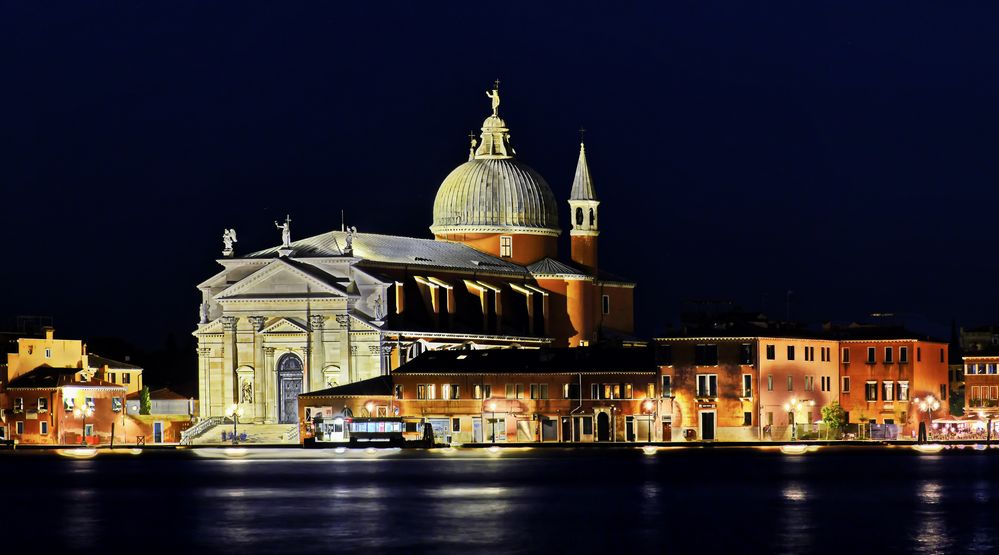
[226,403,244,445]
[913,395,939,443]
[488,401,497,444]
[73,404,95,446]
[782,398,815,441]
[643,399,655,442]
[365,401,375,417]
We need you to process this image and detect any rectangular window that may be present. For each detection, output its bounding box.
[917,347,922,362]
[882,381,894,402]
[123,373,131,384]
[516,384,525,399]
[483,385,491,399]
[452,418,461,433]
[940,349,945,363]
[766,345,776,360]
[563,383,579,399]
[499,235,512,258]
[787,346,795,361]
[743,411,752,426]
[45,348,52,359]
[865,381,877,401]
[540,383,549,400]
[655,344,673,365]
[804,376,813,392]
[899,347,909,363]
[884,347,894,364]
[696,374,718,397]
[602,295,610,315]
[451,385,460,400]
[441,384,451,400]
[85,397,94,408]
[898,381,909,401]
[867,347,876,364]
[694,344,719,366]
[84,424,93,437]
[661,375,672,397]
[842,347,851,363]
[940,384,948,401]
[805,346,813,361]
[739,343,753,365]
[40,421,48,435]
[530,384,540,400]
[602,384,621,399]
[112,397,122,412]
[64,397,75,411]
[37,397,48,413]
[16,422,24,435]
[14,398,23,412]
[109,372,116,383]
[623,383,633,399]
[842,376,851,393]
[787,375,794,391]
[646,383,655,398]
[767,374,774,392]
[474,384,484,399]
[742,374,752,398]
[427,384,436,400]
[590,383,599,399]
[506,384,515,399]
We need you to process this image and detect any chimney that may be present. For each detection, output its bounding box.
[43,326,54,341]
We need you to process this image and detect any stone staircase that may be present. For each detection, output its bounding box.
[190,423,300,445]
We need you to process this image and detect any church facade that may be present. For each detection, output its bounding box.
[193,85,636,423]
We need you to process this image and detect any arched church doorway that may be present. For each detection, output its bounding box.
[277,353,304,424]
[596,412,611,441]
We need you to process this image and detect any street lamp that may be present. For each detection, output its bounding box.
[226,403,244,445]
[980,410,993,444]
[913,395,940,443]
[73,404,95,446]
[782,398,815,442]
[487,401,497,444]
[643,399,655,442]
[365,401,375,417]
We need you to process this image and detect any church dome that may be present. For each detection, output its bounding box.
[430,88,560,237]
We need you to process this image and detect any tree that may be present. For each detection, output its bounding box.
[821,402,847,439]
[950,387,965,417]
[140,386,152,415]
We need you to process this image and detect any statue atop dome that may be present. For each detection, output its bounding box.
[486,79,500,116]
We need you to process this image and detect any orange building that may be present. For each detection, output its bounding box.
[961,351,999,417]
[836,331,949,435]
[655,332,839,441]
[299,347,658,444]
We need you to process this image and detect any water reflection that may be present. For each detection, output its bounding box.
[912,480,952,554]
[63,487,97,552]
[969,480,995,552]
[777,481,811,554]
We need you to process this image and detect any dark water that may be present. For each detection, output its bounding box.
[4,447,999,554]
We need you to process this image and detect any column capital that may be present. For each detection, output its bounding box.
[263,347,276,356]
[310,314,326,331]
[248,316,267,331]
[221,315,238,332]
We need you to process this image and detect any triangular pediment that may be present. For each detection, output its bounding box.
[195,319,225,335]
[260,318,309,335]
[215,258,353,301]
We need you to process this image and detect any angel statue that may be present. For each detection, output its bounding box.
[222,228,237,256]
[345,225,357,253]
[275,215,292,247]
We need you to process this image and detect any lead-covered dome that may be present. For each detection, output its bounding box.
[430,89,560,237]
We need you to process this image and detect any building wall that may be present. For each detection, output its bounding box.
[1,385,127,445]
[840,340,949,432]
[6,330,86,383]
[757,338,840,440]
[597,283,634,336]
[432,232,557,266]
[963,356,999,415]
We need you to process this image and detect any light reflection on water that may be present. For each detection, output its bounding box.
[7,450,999,552]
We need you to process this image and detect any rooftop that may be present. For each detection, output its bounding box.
[394,346,655,375]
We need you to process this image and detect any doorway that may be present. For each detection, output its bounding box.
[277,354,304,424]
[152,422,164,444]
[597,412,611,441]
[700,411,716,441]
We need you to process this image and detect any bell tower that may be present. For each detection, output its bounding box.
[568,141,599,275]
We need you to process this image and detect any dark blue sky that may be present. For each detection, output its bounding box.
[3,2,998,348]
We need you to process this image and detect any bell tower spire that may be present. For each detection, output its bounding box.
[569,138,599,275]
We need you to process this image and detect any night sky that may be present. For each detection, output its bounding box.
[4,2,999,352]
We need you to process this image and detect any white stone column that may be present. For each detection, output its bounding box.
[221,316,238,410]
[336,314,352,383]
[264,347,277,423]
[249,316,267,423]
[310,315,326,392]
[198,347,211,418]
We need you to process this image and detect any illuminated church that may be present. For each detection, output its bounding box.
[194,85,635,424]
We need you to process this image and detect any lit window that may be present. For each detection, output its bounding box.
[395,385,404,400]
[499,236,512,258]
[882,381,894,402]
[865,381,877,401]
[14,398,23,412]
[742,374,752,398]
[767,374,774,392]
[37,398,48,413]
[417,385,427,400]
[122,373,131,384]
[696,375,717,397]
[898,381,909,401]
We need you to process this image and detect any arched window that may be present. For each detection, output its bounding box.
[575,207,584,226]
[589,208,595,226]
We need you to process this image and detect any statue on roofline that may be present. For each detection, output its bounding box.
[275,215,292,248]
